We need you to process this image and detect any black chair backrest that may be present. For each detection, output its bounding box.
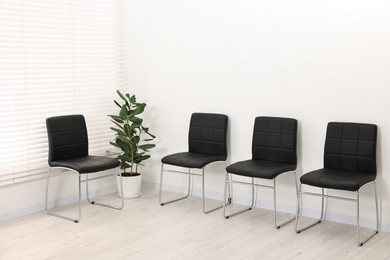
[188,113,228,158]
[252,116,298,165]
[324,122,377,175]
[46,115,89,164]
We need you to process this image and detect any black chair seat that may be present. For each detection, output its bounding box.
[162,152,226,169]
[50,155,120,174]
[300,168,376,191]
[226,159,296,179]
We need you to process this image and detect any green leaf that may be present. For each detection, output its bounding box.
[109,141,119,148]
[139,144,156,150]
[116,139,130,153]
[132,105,145,115]
[117,136,133,149]
[114,100,122,109]
[130,95,136,103]
[133,155,151,164]
[117,90,127,103]
[118,155,133,162]
[145,131,156,139]
[124,124,135,137]
[132,136,140,143]
[110,127,124,134]
[111,120,124,130]
[120,161,131,170]
[130,116,143,125]
[108,115,124,123]
[119,106,129,118]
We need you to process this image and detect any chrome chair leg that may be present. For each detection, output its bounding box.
[160,162,228,213]
[224,171,297,229]
[223,172,229,217]
[45,168,81,223]
[86,173,124,210]
[273,172,298,229]
[202,167,226,214]
[296,182,379,246]
[45,168,51,213]
[224,176,255,219]
[224,162,232,205]
[356,181,379,246]
[227,177,233,205]
[77,175,81,222]
[159,164,191,206]
[296,186,325,233]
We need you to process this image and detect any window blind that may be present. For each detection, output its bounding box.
[0,0,125,182]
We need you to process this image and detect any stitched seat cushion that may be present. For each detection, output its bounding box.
[300,168,376,191]
[251,117,297,164]
[161,113,228,169]
[225,117,297,180]
[50,155,120,174]
[161,152,226,169]
[188,113,228,157]
[226,159,296,179]
[300,122,377,191]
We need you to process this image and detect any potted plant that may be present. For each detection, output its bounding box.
[108,90,156,198]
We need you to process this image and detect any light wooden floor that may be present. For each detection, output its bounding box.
[1,187,389,260]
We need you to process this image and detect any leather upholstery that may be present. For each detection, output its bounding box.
[226,159,296,179]
[300,122,377,191]
[227,116,298,178]
[161,152,226,169]
[47,115,89,162]
[188,113,228,158]
[161,113,228,168]
[324,122,377,174]
[252,117,297,164]
[46,115,120,173]
[49,155,120,174]
[300,168,376,191]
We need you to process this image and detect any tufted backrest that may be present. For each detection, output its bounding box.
[188,113,228,158]
[46,115,89,164]
[252,116,297,165]
[324,122,377,174]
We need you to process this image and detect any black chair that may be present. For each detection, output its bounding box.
[295,122,379,246]
[159,113,229,214]
[223,116,298,228]
[45,115,124,223]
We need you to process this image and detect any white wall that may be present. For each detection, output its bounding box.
[125,0,390,230]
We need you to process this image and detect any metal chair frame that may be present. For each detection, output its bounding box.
[45,166,124,223]
[159,161,231,214]
[295,181,379,246]
[223,170,298,229]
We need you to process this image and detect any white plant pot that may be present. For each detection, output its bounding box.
[117,174,142,199]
